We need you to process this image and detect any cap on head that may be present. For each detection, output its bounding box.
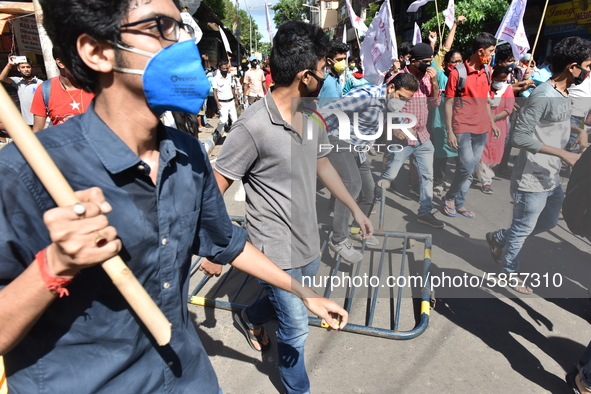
[409,43,433,61]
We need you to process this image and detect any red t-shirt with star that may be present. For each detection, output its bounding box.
[30,76,95,126]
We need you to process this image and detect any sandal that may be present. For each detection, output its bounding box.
[233,310,271,353]
[512,276,533,294]
[442,196,457,217]
[457,207,476,219]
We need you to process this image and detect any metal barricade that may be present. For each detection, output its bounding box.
[188,209,434,339]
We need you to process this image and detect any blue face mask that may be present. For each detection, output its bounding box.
[113,40,210,116]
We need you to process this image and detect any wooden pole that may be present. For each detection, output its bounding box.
[0,84,172,347]
[31,0,58,78]
[528,0,550,69]
[434,0,443,50]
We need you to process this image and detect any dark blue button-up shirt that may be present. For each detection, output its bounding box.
[0,104,247,393]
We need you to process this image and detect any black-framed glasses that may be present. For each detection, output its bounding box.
[120,16,195,43]
[307,69,326,83]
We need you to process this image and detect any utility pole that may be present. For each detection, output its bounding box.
[235,0,241,65]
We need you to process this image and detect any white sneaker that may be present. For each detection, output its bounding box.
[328,239,364,263]
[349,233,380,246]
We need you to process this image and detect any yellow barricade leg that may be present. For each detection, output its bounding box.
[0,355,7,394]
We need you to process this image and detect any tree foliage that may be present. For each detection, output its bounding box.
[364,2,382,27]
[271,0,306,26]
[203,0,226,20]
[421,0,508,53]
[221,0,262,54]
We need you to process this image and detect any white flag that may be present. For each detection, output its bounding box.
[218,25,232,54]
[265,2,274,43]
[345,0,368,35]
[443,0,455,30]
[412,22,422,45]
[360,0,397,85]
[407,0,434,13]
[495,0,530,61]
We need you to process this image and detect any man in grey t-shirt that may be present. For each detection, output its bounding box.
[200,22,373,394]
[486,36,591,294]
[0,56,43,126]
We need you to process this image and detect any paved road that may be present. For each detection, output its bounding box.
[191,121,591,393]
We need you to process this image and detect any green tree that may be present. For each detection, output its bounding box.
[221,0,262,54]
[421,0,508,53]
[271,0,306,26]
[203,0,226,20]
[364,2,381,27]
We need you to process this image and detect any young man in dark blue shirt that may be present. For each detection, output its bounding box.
[0,1,347,392]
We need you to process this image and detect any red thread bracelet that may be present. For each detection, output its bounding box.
[36,248,74,297]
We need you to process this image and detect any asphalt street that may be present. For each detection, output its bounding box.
[192,119,591,393]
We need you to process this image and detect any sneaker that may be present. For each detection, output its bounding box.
[486,232,502,265]
[349,233,380,246]
[204,123,214,128]
[433,184,444,196]
[328,239,364,263]
[409,185,420,198]
[417,212,445,229]
[481,184,493,194]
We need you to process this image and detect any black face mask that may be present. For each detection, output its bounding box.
[305,70,325,97]
[416,61,429,74]
[573,64,589,85]
[220,70,228,77]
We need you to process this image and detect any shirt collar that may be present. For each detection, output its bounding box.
[81,103,185,174]
[263,93,287,127]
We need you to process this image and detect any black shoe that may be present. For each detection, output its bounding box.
[417,212,445,229]
[566,371,582,394]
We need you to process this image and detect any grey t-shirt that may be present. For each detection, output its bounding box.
[215,94,330,269]
[10,76,42,126]
[512,81,571,192]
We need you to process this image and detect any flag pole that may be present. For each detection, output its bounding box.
[434,0,443,49]
[528,0,549,68]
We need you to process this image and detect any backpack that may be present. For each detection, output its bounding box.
[41,78,51,114]
[563,148,591,237]
[454,63,491,108]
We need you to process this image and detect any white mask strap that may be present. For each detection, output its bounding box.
[112,43,155,75]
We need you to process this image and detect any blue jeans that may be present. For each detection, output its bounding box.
[376,139,435,217]
[445,132,488,209]
[243,256,320,394]
[578,341,591,391]
[492,186,563,273]
[327,136,375,243]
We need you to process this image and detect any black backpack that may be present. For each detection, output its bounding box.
[563,148,591,237]
[454,63,491,108]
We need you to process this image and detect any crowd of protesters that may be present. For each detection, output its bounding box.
[0,1,590,393]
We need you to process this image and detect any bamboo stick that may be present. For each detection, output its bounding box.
[0,84,171,346]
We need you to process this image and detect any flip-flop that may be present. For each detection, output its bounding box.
[441,196,457,217]
[233,310,271,353]
[512,277,534,294]
[457,208,476,219]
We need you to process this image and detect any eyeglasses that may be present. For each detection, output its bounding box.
[449,59,463,64]
[120,16,195,44]
[307,69,326,83]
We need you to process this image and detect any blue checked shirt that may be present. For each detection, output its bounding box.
[320,84,389,163]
